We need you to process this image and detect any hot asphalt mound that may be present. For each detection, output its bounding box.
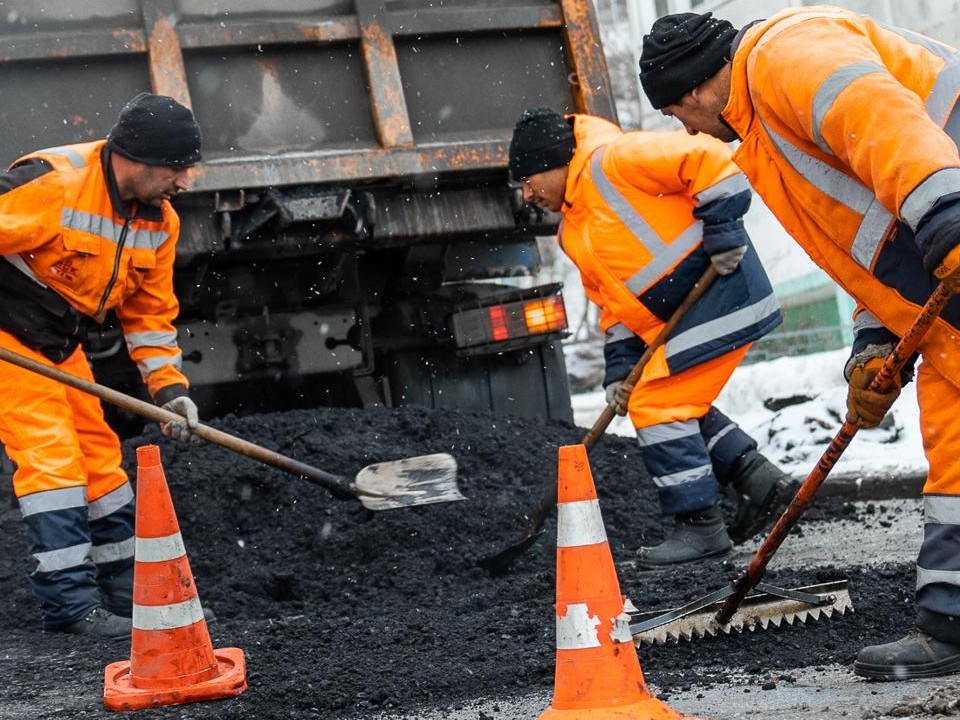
[0,406,915,719]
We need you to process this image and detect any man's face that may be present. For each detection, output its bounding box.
[127,164,192,207]
[661,87,737,142]
[519,166,568,213]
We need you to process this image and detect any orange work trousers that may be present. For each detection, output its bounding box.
[628,344,751,429]
[0,331,127,501]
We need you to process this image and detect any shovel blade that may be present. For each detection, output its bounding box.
[354,453,464,511]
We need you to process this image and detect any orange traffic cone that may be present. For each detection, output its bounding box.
[103,445,247,711]
[539,444,698,720]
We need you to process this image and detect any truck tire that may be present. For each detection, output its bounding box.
[384,341,573,422]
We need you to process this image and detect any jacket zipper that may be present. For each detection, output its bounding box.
[95,211,132,318]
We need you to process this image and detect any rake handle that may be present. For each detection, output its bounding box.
[716,282,954,625]
[0,345,363,500]
[525,266,719,538]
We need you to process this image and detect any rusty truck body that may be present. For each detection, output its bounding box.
[0,0,616,432]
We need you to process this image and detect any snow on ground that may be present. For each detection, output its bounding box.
[567,346,927,481]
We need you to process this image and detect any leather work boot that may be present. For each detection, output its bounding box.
[637,504,732,568]
[57,606,131,640]
[854,631,960,680]
[727,449,796,544]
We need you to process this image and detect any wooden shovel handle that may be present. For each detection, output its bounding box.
[0,346,362,499]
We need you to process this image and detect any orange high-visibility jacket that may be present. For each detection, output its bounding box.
[0,140,188,399]
[725,6,960,384]
[559,114,780,382]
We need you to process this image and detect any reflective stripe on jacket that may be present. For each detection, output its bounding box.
[726,6,960,385]
[0,140,187,397]
[559,115,781,381]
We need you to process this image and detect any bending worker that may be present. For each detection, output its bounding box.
[508,108,793,567]
[639,6,960,678]
[0,92,202,639]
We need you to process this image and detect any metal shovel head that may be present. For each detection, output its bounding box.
[630,580,853,646]
[354,452,464,511]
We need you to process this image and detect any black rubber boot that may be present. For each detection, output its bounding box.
[637,504,732,568]
[54,606,131,641]
[854,631,960,680]
[727,449,796,544]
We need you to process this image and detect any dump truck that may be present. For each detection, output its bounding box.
[0,0,617,435]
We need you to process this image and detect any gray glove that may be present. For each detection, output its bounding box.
[710,246,748,275]
[161,396,200,444]
[604,380,629,417]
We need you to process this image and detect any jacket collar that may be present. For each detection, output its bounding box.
[722,19,767,141]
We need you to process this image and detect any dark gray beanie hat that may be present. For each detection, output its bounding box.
[639,12,737,109]
[107,93,202,168]
[508,108,575,181]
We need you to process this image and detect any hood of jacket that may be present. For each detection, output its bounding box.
[564,114,623,211]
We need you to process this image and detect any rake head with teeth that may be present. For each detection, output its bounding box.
[630,580,853,646]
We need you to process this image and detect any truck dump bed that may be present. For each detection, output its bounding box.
[0,1,616,426]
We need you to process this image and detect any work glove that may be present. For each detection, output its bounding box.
[709,245,747,276]
[934,244,960,294]
[604,380,629,417]
[161,396,201,444]
[844,345,901,429]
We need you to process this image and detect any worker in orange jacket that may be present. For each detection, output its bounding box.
[640,6,960,679]
[509,108,793,567]
[0,93,202,639]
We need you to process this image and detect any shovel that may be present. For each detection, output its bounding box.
[0,345,464,511]
[632,281,953,644]
[478,266,718,575]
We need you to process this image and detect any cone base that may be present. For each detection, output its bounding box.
[103,647,247,712]
[539,695,698,720]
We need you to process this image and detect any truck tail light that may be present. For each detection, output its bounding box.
[523,296,567,335]
[451,295,568,350]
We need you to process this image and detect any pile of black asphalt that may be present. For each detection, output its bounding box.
[0,406,915,719]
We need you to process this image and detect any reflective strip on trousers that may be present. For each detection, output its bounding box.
[91,536,135,565]
[33,542,92,572]
[636,419,700,447]
[917,494,960,592]
[18,485,86,517]
[87,481,133,521]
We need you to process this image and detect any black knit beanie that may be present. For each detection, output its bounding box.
[508,108,575,181]
[639,12,737,109]
[107,93,202,168]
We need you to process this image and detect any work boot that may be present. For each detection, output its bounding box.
[727,449,796,544]
[637,504,732,568]
[56,607,131,640]
[854,631,960,680]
